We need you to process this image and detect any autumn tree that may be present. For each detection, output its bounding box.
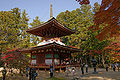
[76,0,120,41]
[2,49,30,74]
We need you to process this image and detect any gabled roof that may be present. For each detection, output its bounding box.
[26,17,75,38]
[19,42,81,53]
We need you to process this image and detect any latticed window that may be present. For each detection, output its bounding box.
[32,55,36,58]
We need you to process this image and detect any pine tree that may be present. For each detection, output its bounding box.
[30,16,43,46]
[0,8,30,52]
[57,4,93,48]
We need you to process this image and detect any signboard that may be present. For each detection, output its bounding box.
[31,60,36,65]
[45,59,52,65]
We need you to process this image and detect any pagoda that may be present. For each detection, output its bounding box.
[20,3,80,70]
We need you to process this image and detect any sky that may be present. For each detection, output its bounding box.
[0,0,102,23]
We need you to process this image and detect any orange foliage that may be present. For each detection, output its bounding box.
[104,36,120,62]
[76,0,120,40]
[93,0,120,40]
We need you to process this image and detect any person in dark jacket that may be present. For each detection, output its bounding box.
[2,67,7,80]
[81,63,84,74]
[105,63,109,71]
[112,63,116,71]
[50,64,54,78]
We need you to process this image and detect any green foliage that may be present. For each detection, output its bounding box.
[92,2,100,13]
[56,3,111,65]
[57,4,94,48]
[57,4,94,52]
[0,8,30,52]
[0,8,31,70]
[30,16,43,46]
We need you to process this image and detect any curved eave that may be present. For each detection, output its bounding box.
[26,17,75,37]
[19,42,81,53]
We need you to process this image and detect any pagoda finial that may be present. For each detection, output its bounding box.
[50,3,53,18]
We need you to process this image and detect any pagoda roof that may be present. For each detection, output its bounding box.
[26,17,75,38]
[19,42,81,53]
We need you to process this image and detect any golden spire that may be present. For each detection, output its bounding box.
[50,3,53,18]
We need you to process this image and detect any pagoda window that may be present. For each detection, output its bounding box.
[32,55,36,59]
[31,60,36,65]
[54,59,60,65]
[54,54,59,58]
[45,59,52,65]
[45,54,52,58]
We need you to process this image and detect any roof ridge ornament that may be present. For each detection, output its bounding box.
[50,3,53,18]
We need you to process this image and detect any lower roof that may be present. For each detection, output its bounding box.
[19,42,81,53]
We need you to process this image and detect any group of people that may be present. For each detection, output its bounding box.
[26,67,38,80]
[69,63,89,76]
[81,63,88,74]
[105,63,119,72]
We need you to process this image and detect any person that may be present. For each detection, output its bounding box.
[72,68,75,77]
[112,63,116,71]
[91,58,97,73]
[66,63,70,76]
[32,68,37,80]
[116,63,119,71]
[29,68,33,80]
[26,67,29,77]
[50,64,54,78]
[66,66,69,76]
[2,67,7,80]
[81,63,84,74]
[85,64,88,73]
[105,63,109,71]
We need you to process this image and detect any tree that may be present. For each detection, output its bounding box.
[0,8,31,71]
[2,49,30,74]
[0,8,31,52]
[30,16,43,46]
[57,3,111,66]
[0,9,20,52]
[76,0,120,41]
[92,0,120,41]
[57,4,94,64]
[17,10,31,48]
[57,4,93,48]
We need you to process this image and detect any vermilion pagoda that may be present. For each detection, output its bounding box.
[20,4,80,70]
